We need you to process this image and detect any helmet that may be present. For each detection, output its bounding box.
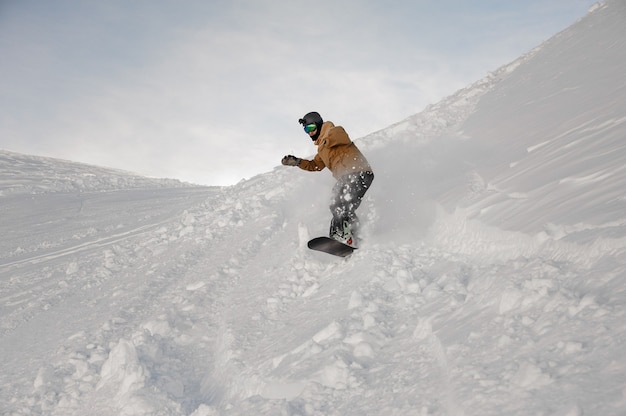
[298,111,323,129]
[298,112,323,141]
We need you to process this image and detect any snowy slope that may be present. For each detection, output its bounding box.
[2,1,626,415]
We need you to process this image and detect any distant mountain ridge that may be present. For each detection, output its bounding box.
[0,149,199,195]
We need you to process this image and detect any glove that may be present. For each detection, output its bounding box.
[281,155,301,166]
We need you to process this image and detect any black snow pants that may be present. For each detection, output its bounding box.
[329,171,374,236]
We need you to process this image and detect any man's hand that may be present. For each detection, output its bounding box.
[281,155,301,166]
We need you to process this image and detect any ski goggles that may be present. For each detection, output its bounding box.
[303,123,317,133]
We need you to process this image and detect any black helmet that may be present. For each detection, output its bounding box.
[298,111,323,128]
[298,112,323,140]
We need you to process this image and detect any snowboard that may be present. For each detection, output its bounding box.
[307,236,356,257]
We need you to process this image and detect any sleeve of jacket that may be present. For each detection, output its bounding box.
[298,153,326,172]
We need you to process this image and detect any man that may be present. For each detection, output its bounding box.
[282,111,374,247]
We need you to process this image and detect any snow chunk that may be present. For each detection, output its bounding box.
[313,359,353,390]
[190,404,220,416]
[312,321,343,345]
[348,290,363,309]
[412,318,433,341]
[65,261,79,275]
[511,361,552,389]
[97,338,148,400]
[499,289,523,314]
[186,281,207,291]
[141,320,172,337]
[353,342,375,358]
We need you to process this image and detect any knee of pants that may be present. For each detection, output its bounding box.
[330,204,347,218]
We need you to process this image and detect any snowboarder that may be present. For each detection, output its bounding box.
[282,111,374,247]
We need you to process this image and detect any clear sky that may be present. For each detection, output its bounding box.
[0,0,597,186]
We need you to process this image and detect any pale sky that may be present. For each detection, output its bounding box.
[0,0,597,185]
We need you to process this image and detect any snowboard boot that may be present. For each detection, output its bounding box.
[330,220,355,247]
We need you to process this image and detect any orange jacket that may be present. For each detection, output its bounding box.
[298,121,372,179]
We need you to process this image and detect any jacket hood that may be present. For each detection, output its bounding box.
[314,121,351,148]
